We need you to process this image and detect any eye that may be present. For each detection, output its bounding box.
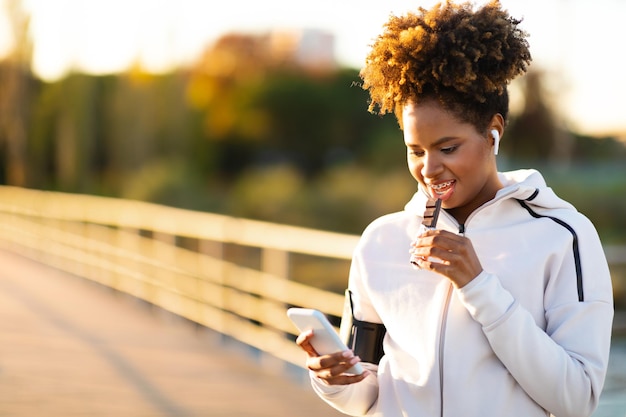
[441,145,458,154]
[408,149,425,158]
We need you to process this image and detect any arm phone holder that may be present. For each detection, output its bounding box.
[339,290,386,365]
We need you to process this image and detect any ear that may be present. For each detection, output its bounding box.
[488,114,505,156]
[491,129,500,155]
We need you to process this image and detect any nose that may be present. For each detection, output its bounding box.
[420,152,443,179]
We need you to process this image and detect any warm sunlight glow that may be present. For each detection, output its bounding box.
[3,0,625,136]
[0,7,11,58]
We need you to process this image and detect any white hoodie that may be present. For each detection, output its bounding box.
[311,169,614,417]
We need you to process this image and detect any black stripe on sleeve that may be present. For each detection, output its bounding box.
[516,197,584,302]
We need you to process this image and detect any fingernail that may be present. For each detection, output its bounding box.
[342,351,353,358]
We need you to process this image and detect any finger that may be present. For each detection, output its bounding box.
[413,257,435,272]
[411,240,455,266]
[419,228,466,244]
[317,350,355,368]
[414,233,470,263]
[307,350,355,371]
[417,230,460,249]
[295,329,313,345]
[296,330,319,357]
[320,370,372,386]
[308,353,371,385]
[314,359,359,379]
[416,247,482,288]
[418,257,449,271]
[417,227,450,239]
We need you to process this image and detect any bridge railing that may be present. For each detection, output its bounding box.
[0,186,624,368]
[0,186,359,368]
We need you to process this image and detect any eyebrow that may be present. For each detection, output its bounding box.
[405,136,458,148]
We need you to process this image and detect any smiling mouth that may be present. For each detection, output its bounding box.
[429,180,455,199]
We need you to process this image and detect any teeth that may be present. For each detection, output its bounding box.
[431,181,453,191]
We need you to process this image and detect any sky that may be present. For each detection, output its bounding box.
[1,0,625,137]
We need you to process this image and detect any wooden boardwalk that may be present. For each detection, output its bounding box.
[0,249,344,417]
[2,247,624,417]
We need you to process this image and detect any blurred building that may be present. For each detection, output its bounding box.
[268,28,337,72]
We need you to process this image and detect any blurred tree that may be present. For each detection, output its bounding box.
[112,69,200,203]
[503,70,560,160]
[570,133,626,161]
[503,70,625,165]
[30,74,115,192]
[0,0,32,186]
[187,32,400,179]
[253,70,361,175]
[28,69,196,197]
[187,33,276,177]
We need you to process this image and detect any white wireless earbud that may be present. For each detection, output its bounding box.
[491,129,500,155]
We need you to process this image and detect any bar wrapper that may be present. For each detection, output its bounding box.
[410,197,442,268]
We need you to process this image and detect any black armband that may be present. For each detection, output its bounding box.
[347,317,386,364]
[341,290,386,365]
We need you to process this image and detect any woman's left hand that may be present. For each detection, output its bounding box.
[410,229,483,288]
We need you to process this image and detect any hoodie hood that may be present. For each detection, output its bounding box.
[404,169,575,216]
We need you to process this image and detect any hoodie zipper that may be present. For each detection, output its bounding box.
[438,221,465,416]
[438,283,453,417]
[435,191,518,416]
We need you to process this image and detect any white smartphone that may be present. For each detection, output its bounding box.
[287,307,363,375]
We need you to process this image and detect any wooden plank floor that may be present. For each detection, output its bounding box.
[0,249,344,417]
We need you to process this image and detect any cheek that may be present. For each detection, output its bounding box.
[454,156,489,187]
[407,159,424,181]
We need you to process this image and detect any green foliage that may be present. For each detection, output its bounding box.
[227,163,307,222]
[540,163,626,244]
[22,70,198,197]
[502,71,557,159]
[1,39,625,245]
[307,164,415,233]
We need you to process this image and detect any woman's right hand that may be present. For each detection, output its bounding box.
[296,329,370,385]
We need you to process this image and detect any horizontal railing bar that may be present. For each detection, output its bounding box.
[0,186,359,259]
[0,214,344,324]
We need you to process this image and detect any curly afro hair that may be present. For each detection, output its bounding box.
[360,0,531,132]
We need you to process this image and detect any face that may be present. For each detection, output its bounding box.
[402,101,503,224]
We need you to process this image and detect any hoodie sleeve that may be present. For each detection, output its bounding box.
[310,365,379,416]
[457,215,614,417]
[308,242,380,416]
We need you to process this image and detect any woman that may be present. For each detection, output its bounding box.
[296,1,614,416]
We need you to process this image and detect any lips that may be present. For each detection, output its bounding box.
[429,180,455,201]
